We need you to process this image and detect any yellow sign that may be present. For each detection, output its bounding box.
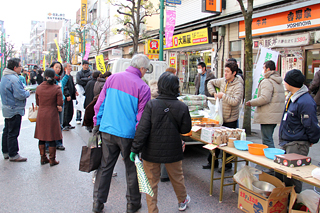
[144,39,160,55]
[95,55,106,74]
[164,28,209,50]
[43,55,46,71]
[54,39,62,63]
[169,57,176,69]
[70,34,75,45]
[81,0,87,27]
[147,55,159,60]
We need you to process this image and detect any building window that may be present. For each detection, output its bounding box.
[230,40,241,52]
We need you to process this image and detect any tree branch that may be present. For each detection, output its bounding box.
[236,0,247,16]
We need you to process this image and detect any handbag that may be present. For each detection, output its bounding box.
[79,135,102,173]
[28,103,38,122]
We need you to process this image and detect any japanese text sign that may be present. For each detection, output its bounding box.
[202,0,222,13]
[253,33,310,49]
[164,28,209,50]
[145,39,160,55]
[83,43,91,60]
[166,0,181,5]
[81,0,87,27]
[239,4,320,38]
[95,55,106,74]
[165,10,176,48]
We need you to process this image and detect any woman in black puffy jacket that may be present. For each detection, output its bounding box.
[130,71,192,212]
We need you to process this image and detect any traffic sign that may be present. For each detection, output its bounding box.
[166,0,181,5]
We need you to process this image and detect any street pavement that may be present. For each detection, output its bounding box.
[0,94,319,212]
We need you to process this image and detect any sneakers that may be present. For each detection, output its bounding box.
[9,156,27,162]
[56,146,65,151]
[76,121,81,125]
[178,194,190,211]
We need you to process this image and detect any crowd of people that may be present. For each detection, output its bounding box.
[1,54,320,212]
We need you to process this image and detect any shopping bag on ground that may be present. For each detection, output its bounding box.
[210,98,223,125]
[79,135,102,173]
[28,103,38,122]
[134,155,154,197]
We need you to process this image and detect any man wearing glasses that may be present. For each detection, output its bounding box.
[0,58,30,162]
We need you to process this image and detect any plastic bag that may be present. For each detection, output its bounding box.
[297,189,320,213]
[209,98,223,125]
[312,168,320,180]
[234,165,261,190]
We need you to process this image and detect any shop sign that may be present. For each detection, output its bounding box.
[253,33,310,49]
[202,0,222,13]
[170,57,176,69]
[95,55,106,74]
[166,0,181,5]
[164,28,209,50]
[81,0,87,27]
[147,55,159,60]
[47,13,65,21]
[111,49,122,57]
[145,39,160,55]
[239,4,320,38]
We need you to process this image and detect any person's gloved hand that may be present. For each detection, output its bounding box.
[92,125,100,135]
[130,152,138,162]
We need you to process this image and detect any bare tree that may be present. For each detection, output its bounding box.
[111,0,157,54]
[237,0,253,135]
[3,41,16,65]
[87,18,110,55]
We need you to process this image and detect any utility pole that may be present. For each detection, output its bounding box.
[83,29,86,58]
[159,0,164,61]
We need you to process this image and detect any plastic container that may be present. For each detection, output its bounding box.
[240,129,246,141]
[248,144,268,156]
[234,140,253,151]
[263,148,285,160]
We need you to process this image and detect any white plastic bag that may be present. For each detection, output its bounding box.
[234,165,261,190]
[297,189,320,213]
[75,84,85,112]
[312,168,320,180]
[209,98,223,125]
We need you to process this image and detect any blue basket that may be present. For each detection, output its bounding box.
[263,148,285,160]
[233,140,253,151]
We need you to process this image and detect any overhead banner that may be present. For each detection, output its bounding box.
[81,0,87,27]
[239,4,320,38]
[202,0,222,13]
[54,39,62,63]
[165,10,176,48]
[95,55,106,74]
[164,28,209,50]
[252,33,310,49]
[252,46,279,100]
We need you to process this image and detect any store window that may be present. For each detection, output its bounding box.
[305,50,320,85]
[230,41,241,52]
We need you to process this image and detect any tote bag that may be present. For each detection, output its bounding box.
[79,135,102,173]
[28,103,38,122]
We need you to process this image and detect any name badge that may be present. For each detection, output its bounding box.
[283,113,287,121]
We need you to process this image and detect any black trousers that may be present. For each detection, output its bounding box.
[1,114,22,158]
[63,99,74,127]
[208,120,238,168]
[93,133,141,205]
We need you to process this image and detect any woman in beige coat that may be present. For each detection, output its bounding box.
[246,60,285,148]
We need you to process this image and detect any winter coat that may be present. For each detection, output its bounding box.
[207,76,244,123]
[83,95,99,128]
[131,94,192,163]
[93,77,106,97]
[0,68,30,118]
[63,75,77,100]
[250,71,285,124]
[279,85,320,145]
[84,78,97,108]
[309,70,320,106]
[30,70,37,84]
[76,69,92,89]
[36,71,43,85]
[149,79,158,99]
[34,82,63,141]
[95,66,151,139]
[194,70,216,97]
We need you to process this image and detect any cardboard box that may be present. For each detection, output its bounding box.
[289,189,320,213]
[237,172,292,213]
[191,126,202,139]
[274,153,311,167]
[200,127,214,143]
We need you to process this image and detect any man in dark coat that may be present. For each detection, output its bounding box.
[30,65,38,85]
[63,63,78,129]
[76,60,92,124]
[309,69,320,115]
[194,62,215,97]
[36,68,44,85]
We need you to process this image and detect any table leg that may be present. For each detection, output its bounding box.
[219,150,226,203]
[233,156,238,192]
[210,150,215,196]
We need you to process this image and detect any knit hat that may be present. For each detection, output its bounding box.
[284,69,305,88]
